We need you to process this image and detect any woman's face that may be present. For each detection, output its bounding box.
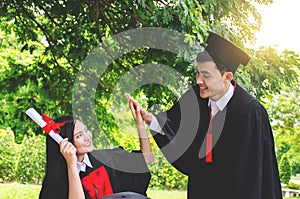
[73,120,94,156]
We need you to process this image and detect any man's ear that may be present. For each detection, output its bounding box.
[225,72,233,82]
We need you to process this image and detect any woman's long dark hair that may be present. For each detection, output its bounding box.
[39,116,78,199]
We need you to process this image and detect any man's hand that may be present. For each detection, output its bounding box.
[127,94,152,125]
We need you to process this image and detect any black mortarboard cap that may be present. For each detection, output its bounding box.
[100,191,150,198]
[197,31,250,73]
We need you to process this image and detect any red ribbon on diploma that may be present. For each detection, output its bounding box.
[41,113,65,134]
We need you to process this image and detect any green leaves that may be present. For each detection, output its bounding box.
[279,154,292,185]
[0,0,299,187]
[236,46,299,99]
[1,0,298,150]
[0,128,16,182]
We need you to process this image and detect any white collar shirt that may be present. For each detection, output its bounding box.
[208,83,234,117]
[76,153,93,173]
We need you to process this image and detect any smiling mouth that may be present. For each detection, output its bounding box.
[84,141,92,147]
[200,86,208,91]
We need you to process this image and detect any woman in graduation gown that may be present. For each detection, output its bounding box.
[129,31,282,199]
[39,106,153,199]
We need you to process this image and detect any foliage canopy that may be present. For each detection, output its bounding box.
[0,0,300,188]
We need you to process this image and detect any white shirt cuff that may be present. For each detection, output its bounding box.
[146,113,165,135]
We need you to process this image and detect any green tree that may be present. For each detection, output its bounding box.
[236,47,299,99]
[279,153,291,185]
[1,0,293,143]
[14,131,46,184]
[262,65,300,176]
[1,0,300,188]
[275,142,290,166]
[0,128,16,182]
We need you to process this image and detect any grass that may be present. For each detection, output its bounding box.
[147,189,186,199]
[0,183,187,199]
[0,183,299,199]
[0,183,41,199]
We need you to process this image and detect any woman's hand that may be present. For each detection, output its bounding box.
[60,138,77,165]
[130,104,144,127]
[60,139,85,199]
[127,94,154,164]
[127,94,152,125]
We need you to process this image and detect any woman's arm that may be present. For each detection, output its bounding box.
[129,102,154,164]
[60,138,85,199]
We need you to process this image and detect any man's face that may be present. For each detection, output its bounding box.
[196,61,230,101]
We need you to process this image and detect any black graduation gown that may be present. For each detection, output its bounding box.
[83,147,151,198]
[39,146,151,199]
[151,83,282,199]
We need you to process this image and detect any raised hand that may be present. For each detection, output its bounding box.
[127,94,154,164]
[60,138,77,165]
[126,94,152,125]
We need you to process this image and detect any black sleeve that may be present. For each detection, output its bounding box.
[151,85,201,146]
[150,85,203,175]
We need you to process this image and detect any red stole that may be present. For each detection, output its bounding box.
[205,107,216,163]
[205,81,237,163]
[81,166,113,198]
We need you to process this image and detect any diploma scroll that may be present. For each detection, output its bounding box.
[26,108,63,144]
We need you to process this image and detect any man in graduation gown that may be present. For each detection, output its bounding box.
[128,31,282,199]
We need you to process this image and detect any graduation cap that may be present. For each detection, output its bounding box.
[197,31,250,73]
